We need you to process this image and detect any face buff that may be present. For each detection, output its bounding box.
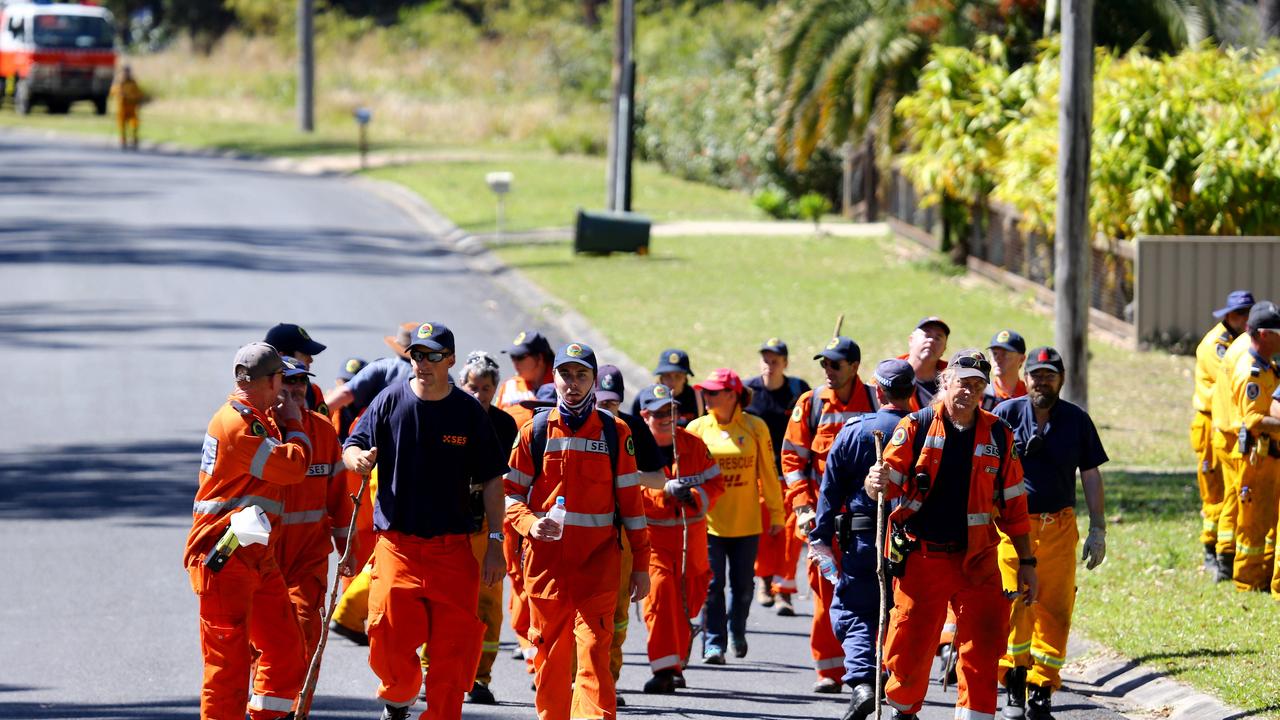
[559,388,597,432]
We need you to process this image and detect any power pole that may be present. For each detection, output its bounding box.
[605,0,635,211]
[297,0,314,133]
[1055,0,1092,408]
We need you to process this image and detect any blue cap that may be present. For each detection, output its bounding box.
[1213,290,1256,319]
[280,356,315,378]
[554,342,598,373]
[636,383,679,413]
[653,348,693,375]
[873,359,915,393]
[337,357,367,381]
[813,336,861,363]
[987,329,1026,354]
[265,323,326,356]
[596,364,625,402]
[759,337,789,356]
[406,322,454,353]
[505,329,553,358]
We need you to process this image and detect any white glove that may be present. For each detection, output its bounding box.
[1082,527,1106,570]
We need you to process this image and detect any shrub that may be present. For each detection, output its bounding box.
[753,188,799,219]
[796,191,833,228]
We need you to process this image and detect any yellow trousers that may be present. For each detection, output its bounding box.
[1190,412,1224,546]
[1214,433,1242,556]
[998,508,1079,690]
[1230,456,1277,591]
[421,532,504,684]
[332,563,371,632]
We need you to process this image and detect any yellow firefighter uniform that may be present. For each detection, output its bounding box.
[1191,323,1236,547]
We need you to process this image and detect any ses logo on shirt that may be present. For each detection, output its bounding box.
[442,435,468,447]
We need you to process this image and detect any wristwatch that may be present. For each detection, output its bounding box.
[488,531,505,542]
[1018,556,1037,567]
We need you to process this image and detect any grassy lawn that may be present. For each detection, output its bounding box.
[366,157,763,233]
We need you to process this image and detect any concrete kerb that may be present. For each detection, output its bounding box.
[1062,637,1242,720]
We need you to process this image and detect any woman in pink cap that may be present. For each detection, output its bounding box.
[686,368,785,665]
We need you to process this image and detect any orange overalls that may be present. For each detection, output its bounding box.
[505,409,652,720]
[641,429,724,675]
[273,409,354,654]
[878,403,1029,719]
[184,396,312,720]
[781,383,875,682]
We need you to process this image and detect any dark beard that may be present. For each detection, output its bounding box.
[1029,388,1057,409]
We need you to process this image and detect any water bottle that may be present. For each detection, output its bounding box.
[545,496,567,541]
[811,541,839,583]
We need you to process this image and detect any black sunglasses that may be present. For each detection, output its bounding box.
[953,353,992,373]
[282,375,310,385]
[410,349,452,363]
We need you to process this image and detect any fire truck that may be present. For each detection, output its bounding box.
[0,2,117,115]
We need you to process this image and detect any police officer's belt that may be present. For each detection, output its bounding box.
[845,514,874,532]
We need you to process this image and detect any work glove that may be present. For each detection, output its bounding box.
[1082,526,1106,570]
[663,479,696,507]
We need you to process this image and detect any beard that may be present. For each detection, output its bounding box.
[1029,386,1058,409]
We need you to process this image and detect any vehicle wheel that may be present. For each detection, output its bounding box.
[47,99,71,114]
[93,95,108,115]
[14,79,31,115]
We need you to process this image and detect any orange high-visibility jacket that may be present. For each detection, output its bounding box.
[185,396,312,567]
[495,373,551,430]
[274,410,354,574]
[1193,322,1237,414]
[642,428,724,547]
[781,383,876,511]
[504,409,651,601]
[880,402,1029,583]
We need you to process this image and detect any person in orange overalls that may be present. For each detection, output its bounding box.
[504,342,652,720]
[343,323,508,720]
[273,357,358,654]
[864,350,1038,720]
[109,65,145,150]
[184,342,312,720]
[636,383,725,694]
[781,336,877,693]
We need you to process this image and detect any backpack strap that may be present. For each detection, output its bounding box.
[807,391,824,437]
[909,405,935,463]
[529,407,552,483]
[597,409,620,481]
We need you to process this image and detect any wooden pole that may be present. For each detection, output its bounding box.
[604,0,624,210]
[297,0,314,133]
[1054,0,1092,409]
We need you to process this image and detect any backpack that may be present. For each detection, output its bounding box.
[528,407,623,538]
[808,383,878,436]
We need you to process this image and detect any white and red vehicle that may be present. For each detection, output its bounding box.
[0,2,116,115]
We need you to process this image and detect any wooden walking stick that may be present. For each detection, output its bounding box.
[833,313,845,338]
[871,429,887,720]
[296,471,370,719]
[672,404,702,665]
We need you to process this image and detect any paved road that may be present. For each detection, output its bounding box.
[0,133,1128,720]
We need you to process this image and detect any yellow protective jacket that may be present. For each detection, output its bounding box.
[687,407,783,538]
[1212,338,1280,457]
[1193,322,1237,414]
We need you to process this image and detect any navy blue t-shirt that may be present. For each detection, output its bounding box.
[345,383,509,538]
[812,407,910,547]
[746,374,811,472]
[907,420,974,546]
[995,395,1108,514]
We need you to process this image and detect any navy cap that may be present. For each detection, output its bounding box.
[1024,346,1065,375]
[950,349,992,383]
[280,356,315,378]
[505,330,553,358]
[759,337,789,356]
[406,322,454,353]
[814,336,861,363]
[988,329,1026,354]
[916,316,951,336]
[337,357,367,381]
[872,358,915,394]
[636,383,679,413]
[1214,290,1256,319]
[596,364,625,403]
[1248,301,1280,331]
[554,342,598,373]
[654,348,693,375]
[265,323,326,356]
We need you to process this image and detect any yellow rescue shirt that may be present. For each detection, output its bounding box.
[1214,339,1280,457]
[687,407,783,538]
[1193,322,1238,414]
[1212,334,1252,435]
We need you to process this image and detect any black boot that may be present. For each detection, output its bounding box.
[840,683,876,720]
[1002,666,1027,719]
[381,705,411,720]
[467,681,497,705]
[937,643,958,685]
[1216,553,1234,583]
[1203,542,1217,571]
[1027,684,1054,720]
[643,669,678,694]
[891,711,918,720]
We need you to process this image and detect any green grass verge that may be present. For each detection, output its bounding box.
[490,234,1192,468]
[1074,471,1280,716]
[364,157,763,233]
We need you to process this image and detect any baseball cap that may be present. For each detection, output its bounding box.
[518,383,558,410]
[234,342,284,381]
[1024,346,1065,375]
[759,337,789,356]
[1247,301,1280,332]
[872,358,915,394]
[264,323,326,356]
[506,330,553,358]
[695,367,744,394]
[988,329,1026,355]
[384,322,419,358]
[814,336,861,363]
[337,357,367,381]
[636,383,679,413]
[596,364,625,403]
[554,342,598,373]
[654,348,693,376]
[1213,290,1256,319]
[916,316,951,336]
[406,322,455,353]
[949,349,992,383]
[281,356,315,378]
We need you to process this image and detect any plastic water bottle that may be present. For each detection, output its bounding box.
[545,496,567,541]
[811,542,839,583]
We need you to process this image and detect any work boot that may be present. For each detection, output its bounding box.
[643,670,679,694]
[381,705,411,720]
[673,671,686,688]
[616,693,626,707]
[891,711,919,720]
[1216,553,1235,583]
[512,645,524,660]
[731,634,749,658]
[757,577,776,607]
[775,593,796,616]
[1202,542,1217,571]
[937,643,958,686]
[329,620,369,646]
[1027,684,1054,720]
[467,681,497,705]
[841,683,876,720]
[813,676,842,693]
[1002,666,1027,719]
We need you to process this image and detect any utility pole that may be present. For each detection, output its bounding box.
[605,0,635,211]
[1055,0,1092,408]
[297,0,315,133]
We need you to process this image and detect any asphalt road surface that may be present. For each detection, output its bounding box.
[0,133,1128,720]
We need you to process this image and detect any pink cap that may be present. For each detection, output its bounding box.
[695,367,744,394]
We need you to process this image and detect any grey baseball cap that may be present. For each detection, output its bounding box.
[234,342,284,381]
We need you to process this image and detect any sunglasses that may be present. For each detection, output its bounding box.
[952,354,992,374]
[410,349,452,363]
[819,359,847,371]
[282,375,310,386]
